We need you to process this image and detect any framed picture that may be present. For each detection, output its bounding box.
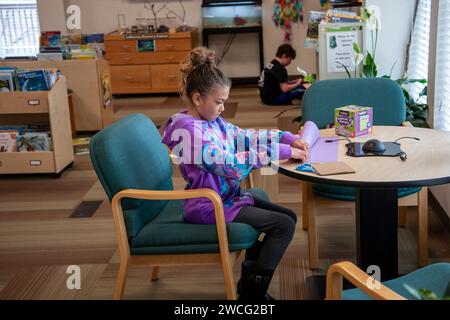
[137,39,155,52]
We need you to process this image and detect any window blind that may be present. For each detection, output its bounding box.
[407,0,431,102]
[0,0,40,58]
[434,0,450,131]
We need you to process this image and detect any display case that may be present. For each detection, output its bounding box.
[202,0,262,29]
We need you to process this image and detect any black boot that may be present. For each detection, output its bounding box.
[238,260,276,301]
[244,240,264,261]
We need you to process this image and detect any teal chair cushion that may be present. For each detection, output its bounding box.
[312,184,422,201]
[343,262,450,300]
[130,188,265,255]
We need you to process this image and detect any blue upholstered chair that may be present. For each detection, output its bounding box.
[89,113,266,300]
[301,78,428,269]
[326,261,450,300]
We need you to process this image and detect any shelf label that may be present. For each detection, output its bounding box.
[28,99,41,106]
[30,160,42,166]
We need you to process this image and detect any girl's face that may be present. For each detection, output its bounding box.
[191,86,230,121]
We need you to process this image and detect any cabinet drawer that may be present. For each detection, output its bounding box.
[155,39,192,51]
[107,52,189,65]
[0,152,55,174]
[151,64,181,90]
[0,92,49,113]
[110,65,151,91]
[105,40,137,53]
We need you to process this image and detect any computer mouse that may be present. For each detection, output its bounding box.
[362,139,386,153]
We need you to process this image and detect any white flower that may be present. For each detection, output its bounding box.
[364,5,382,31]
[353,52,364,67]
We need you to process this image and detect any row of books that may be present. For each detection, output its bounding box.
[0,67,60,92]
[41,31,104,47]
[37,46,103,61]
[325,9,361,23]
[0,125,52,153]
[38,31,104,61]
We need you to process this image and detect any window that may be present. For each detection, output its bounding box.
[0,0,40,58]
[434,0,450,131]
[407,0,431,102]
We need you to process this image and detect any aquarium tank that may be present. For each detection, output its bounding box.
[202,0,262,29]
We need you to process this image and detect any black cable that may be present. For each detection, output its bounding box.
[325,138,349,143]
[217,33,236,66]
[325,134,353,144]
[394,136,420,144]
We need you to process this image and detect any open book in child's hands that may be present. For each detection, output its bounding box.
[296,66,308,78]
[297,66,316,84]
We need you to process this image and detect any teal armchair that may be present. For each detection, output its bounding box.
[89,113,264,299]
[326,261,450,300]
[301,78,428,269]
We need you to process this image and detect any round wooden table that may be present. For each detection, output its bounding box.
[273,126,450,281]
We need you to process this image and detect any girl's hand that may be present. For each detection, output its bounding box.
[292,139,309,152]
[291,147,308,162]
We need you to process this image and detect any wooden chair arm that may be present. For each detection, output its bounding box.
[243,172,254,189]
[402,121,414,127]
[111,188,230,263]
[325,261,406,300]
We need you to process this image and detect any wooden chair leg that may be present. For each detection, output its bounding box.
[398,206,407,227]
[221,253,237,300]
[306,183,319,269]
[302,181,309,230]
[418,188,428,267]
[114,260,129,300]
[151,267,160,281]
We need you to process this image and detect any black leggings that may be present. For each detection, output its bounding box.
[233,196,297,271]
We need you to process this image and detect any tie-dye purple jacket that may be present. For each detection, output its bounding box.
[162,110,300,224]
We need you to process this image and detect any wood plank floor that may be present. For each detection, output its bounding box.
[0,87,449,300]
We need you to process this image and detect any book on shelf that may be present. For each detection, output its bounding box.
[85,33,104,43]
[15,69,60,91]
[61,33,83,45]
[326,9,361,23]
[17,132,52,152]
[305,11,326,49]
[15,69,49,91]
[40,31,62,48]
[72,137,91,155]
[0,130,18,153]
[0,72,15,92]
[0,125,29,134]
[37,52,64,61]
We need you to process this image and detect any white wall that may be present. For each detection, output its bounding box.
[37,0,322,78]
[364,0,415,79]
[37,0,66,31]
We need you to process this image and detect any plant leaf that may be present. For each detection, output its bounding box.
[419,86,428,97]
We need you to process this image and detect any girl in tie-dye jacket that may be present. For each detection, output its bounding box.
[161,47,308,301]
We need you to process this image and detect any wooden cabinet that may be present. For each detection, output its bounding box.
[0,59,114,132]
[0,76,74,175]
[105,30,198,94]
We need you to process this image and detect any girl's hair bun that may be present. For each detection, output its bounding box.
[189,47,215,68]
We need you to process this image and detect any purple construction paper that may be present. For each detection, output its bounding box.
[301,121,320,149]
[308,136,339,163]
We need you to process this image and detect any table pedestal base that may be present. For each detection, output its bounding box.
[356,188,398,281]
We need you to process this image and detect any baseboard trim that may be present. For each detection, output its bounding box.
[429,190,450,232]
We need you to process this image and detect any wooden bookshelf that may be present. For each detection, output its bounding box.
[0,76,74,176]
[0,59,114,132]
